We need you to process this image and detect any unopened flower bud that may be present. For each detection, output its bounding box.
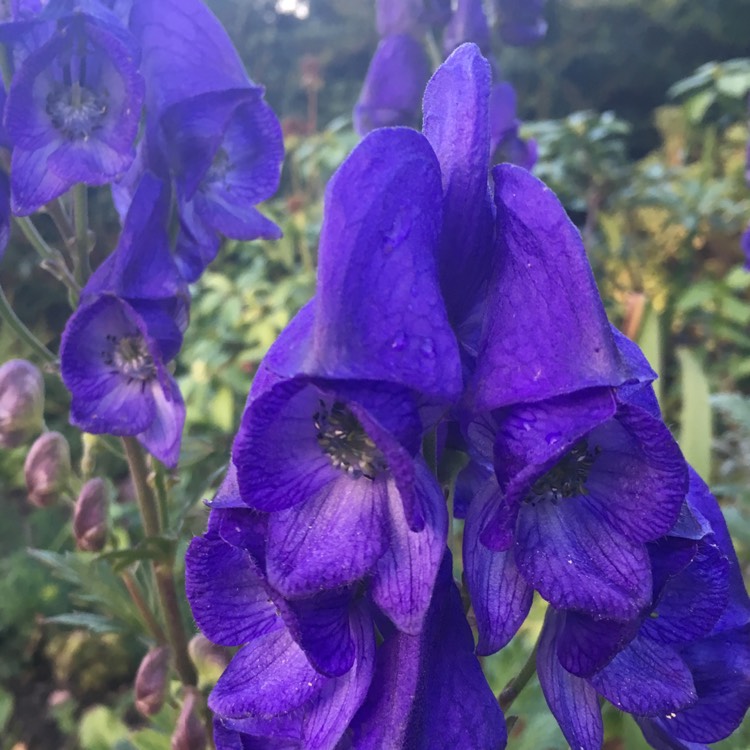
[73,478,109,552]
[0,359,44,448]
[24,431,71,507]
[134,646,170,717]
[171,688,206,750]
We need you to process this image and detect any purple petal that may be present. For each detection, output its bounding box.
[375,0,425,35]
[354,35,430,135]
[302,602,376,749]
[276,590,355,678]
[590,636,697,715]
[312,127,462,401]
[422,43,495,329]
[185,535,281,647]
[464,478,533,653]
[266,475,390,597]
[469,165,629,411]
[537,613,603,750]
[443,1,491,54]
[515,491,652,619]
[371,459,449,634]
[209,628,324,719]
[135,370,185,468]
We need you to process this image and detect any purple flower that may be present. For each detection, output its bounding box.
[496,0,548,46]
[443,0,490,55]
[60,174,187,466]
[186,469,376,750]
[375,0,427,36]
[354,34,430,136]
[742,223,750,270]
[537,470,750,750]
[4,10,143,214]
[160,87,283,281]
[489,82,537,170]
[346,554,508,749]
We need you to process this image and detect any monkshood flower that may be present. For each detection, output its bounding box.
[743,224,750,270]
[186,468,376,749]
[354,34,430,136]
[345,554,507,750]
[496,0,548,46]
[4,9,143,214]
[60,175,187,466]
[462,165,687,646]
[443,0,490,55]
[537,470,750,750]
[490,82,537,171]
[232,126,461,631]
[120,0,283,282]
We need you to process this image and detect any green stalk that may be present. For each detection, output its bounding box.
[73,184,91,286]
[0,283,56,363]
[122,437,196,687]
[498,640,540,712]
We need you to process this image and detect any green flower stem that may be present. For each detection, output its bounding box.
[73,183,91,286]
[122,570,168,644]
[498,639,540,712]
[14,216,80,301]
[122,437,197,687]
[46,199,76,247]
[0,282,56,363]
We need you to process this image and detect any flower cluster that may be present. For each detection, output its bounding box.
[189,43,750,749]
[354,0,539,170]
[0,0,283,466]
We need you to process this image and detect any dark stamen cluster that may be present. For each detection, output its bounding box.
[102,333,156,387]
[526,439,599,506]
[46,83,109,140]
[313,400,387,480]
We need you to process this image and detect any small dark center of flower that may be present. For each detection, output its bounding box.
[102,334,156,384]
[525,440,599,506]
[205,147,231,184]
[313,400,387,480]
[46,82,109,140]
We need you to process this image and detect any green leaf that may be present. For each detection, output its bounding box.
[97,536,176,573]
[637,308,663,409]
[79,706,133,750]
[0,686,13,733]
[45,612,123,633]
[677,348,712,479]
[683,89,716,123]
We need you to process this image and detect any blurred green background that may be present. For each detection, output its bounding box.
[1,0,750,747]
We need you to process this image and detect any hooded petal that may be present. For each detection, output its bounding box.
[136,369,185,468]
[312,127,461,401]
[469,165,630,411]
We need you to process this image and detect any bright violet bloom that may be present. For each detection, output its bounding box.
[232,127,461,631]
[186,468,376,750]
[375,0,427,36]
[126,0,284,281]
[443,0,491,55]
[742,223,750,270]
[354,34,430,135]
[489,82,537,171]
[496,0,548,46]
[537,470,750,750]
[346,554,507,749]
[4,11,143,214]
[60,175,186,466]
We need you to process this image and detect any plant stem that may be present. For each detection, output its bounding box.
[46,199,75,246]
[122,437,197,686]
[498,640,540,712]
[122,570,167,644]
[73,183,91,286]
[0,282,56,363]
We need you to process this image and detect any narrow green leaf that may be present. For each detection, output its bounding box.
[637,307,663,408]
[677,348,712,478]
[0,686,13,733]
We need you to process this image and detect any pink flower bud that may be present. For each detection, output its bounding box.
[73,478,109,552]
[134,646,170,717]
[0,359,44,448]
[24,431,71,507]
[171,689,207,750]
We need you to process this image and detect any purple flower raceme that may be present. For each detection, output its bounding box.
[60,174,187,466]
[3,7,143,214]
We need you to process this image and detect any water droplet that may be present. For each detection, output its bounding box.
[391,332,407,351]
[420,338,435,358]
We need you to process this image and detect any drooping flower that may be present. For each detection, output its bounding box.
[186,469,376,750]
[346,554,507,750]
[443,0,490,55]
[489,82,537,170]
[0,358,45,448]
[354,34,430,136]
[496,0,548,46]
[4,10,143,214]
